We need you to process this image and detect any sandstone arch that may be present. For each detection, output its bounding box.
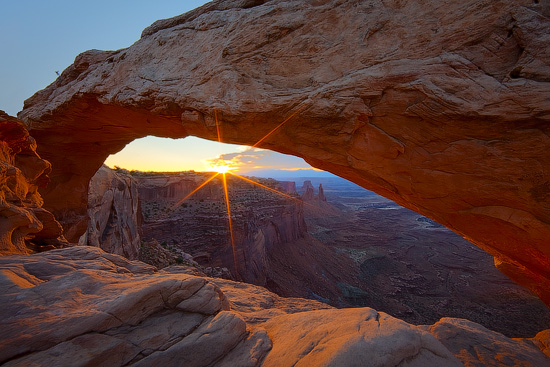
[18,0,550,306]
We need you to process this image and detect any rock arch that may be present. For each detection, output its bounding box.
[18,0,550,305]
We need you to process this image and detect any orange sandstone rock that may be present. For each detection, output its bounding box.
[18,0,550,306]
[0,246,548,366]
[0,111,65,254]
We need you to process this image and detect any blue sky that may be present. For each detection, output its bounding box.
[1,0,318,175]
[1,1,209,116]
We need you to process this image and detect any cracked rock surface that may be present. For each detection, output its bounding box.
[1,246,549,366]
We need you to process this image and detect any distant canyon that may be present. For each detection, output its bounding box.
[83,165,550,338]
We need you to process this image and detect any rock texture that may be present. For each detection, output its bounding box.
[81,165,142,259]
[18,1,550,305]
[0,111,65,254]
[422,318,550,367]
[1,246,549,366]
[533,329,550,358]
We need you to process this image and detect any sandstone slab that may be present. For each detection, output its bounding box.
[261,307,462,367]
[423,318,550,367]
[1,246,549,366]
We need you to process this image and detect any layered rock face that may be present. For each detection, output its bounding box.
[84,168,350,301]
[2,246,549,366]
[135,172,311,284]
[18,0,550,305]
[0,111,65,254]
[81,165,142,259]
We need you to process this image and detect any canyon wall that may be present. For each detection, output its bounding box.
[85,169,359,304]
[81,165,142,259]
[0,111,65,254]
[135,172,309,286]
[18,0,550,306]
[82,168,321,295]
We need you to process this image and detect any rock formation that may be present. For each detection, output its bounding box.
[0,111,66,254]
[17,1,550,306]
[274,180,297,195]
[81,165,142,259]
[300,181,327,202]
[317,183,326,202]
[1,246,549,366]
[300,180,315,201]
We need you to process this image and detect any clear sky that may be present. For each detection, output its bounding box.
[1,0,319,175]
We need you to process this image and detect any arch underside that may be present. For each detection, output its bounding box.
[19,0,550,306]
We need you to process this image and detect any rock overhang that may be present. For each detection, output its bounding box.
[16,0,550,306]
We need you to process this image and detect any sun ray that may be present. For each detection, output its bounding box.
[228,172,296,199]
[171,172,220,210]
[227,171,311,205]
[252,104,306,148]
[163,104,313,281]
[221,172,240,280]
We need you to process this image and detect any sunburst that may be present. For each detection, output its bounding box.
[172,105,307,280]
[213,165,232,174]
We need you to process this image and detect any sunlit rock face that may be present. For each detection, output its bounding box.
[82,165,142,259]
[1,246,549,366]
[18,0,550,305]
[0,111,65,254]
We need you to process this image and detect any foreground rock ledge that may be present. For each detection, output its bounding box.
[0,246,548,366]
[18,0,550,307]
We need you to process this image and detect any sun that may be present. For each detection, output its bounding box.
[170,105,306,280]
[212,164,232,173]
